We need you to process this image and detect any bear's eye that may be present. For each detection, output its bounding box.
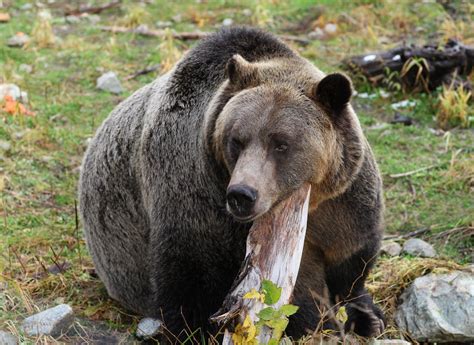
[230,137,243,151]
[274,143,288,153]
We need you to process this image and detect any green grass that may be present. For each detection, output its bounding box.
[1,0,473,342]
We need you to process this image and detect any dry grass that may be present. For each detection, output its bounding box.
[158,29,182,73]
[31,11,56,48]
[437,82,472,129]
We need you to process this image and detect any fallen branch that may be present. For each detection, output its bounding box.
[389,164,440,178]
[65,0,122,16]
[383,227,431,240]
[344,39,474,91]
[97,25,310,45]
[429,226,473,241]
[210,183,311,344]
[125,63,161,81]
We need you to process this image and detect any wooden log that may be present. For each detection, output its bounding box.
[210,183,311,344]
[343,39,474,92]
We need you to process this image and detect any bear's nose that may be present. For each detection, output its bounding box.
[226,184,258,219]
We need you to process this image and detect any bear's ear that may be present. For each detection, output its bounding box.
[312,73,353,114]
[226,54,259,89]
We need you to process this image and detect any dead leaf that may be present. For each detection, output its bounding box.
[0,13,10,22]
[1,95,35,116]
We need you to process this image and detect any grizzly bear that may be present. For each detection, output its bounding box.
[79,27,384,340]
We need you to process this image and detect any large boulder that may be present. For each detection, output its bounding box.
[22,304,74,337]
[395,270,474,343]
[402,238,436,258]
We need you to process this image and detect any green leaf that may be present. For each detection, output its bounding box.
[261,280,282,305]
[257,307,275,321]
[279,304,299,316]
[265,318,289,339]
[268,339,278,345]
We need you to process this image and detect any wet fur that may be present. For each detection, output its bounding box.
[79,27,384,340]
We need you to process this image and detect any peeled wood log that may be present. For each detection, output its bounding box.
[343,39,474,92]
[210,183,311,344]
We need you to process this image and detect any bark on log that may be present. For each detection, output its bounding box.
[210,183,311,344]
[343,39,474,92]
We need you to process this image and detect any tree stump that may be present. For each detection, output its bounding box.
[210,183,311,344]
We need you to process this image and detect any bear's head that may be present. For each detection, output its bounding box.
[207,54,365,222]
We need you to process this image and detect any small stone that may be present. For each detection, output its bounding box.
[155,20,172,28]
[65,15,81,24]
[380,241,402,256]
[87,15,101,24]
[391,99,416,110]
[395,271,474,342]
[0,140,12,152]
[222,18,233,26]
[7,33,30,47]
[20,3,33,10]
[19,64,33,73]
[242,9,252,17]
[402,238,436,258]
[324,23,337,34]
[0,84,22,100]
[369,340,411,345]
[308,28,325,40]
[22,304,74,337]
[0,331,17,345]
[172,14,182,23]
[41,155,53,163]
[390,113,413,126]
[136,318,162,339]
[96,72,123,94]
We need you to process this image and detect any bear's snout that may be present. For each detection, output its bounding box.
[226,184,258,220]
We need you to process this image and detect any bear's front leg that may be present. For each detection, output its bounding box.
[285,252,337,338]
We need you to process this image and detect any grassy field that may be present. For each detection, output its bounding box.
[1,0,473,343]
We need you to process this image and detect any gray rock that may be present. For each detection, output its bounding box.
[395,271,474,343]
[402,238,436,258]
[380,241,402,256]
[222,18,233,26]
[22,304,74,337]
[20,3,34,10]
[369,340,411,345]
[0,140,12,152]
[0,84,21,100]
[96,72,123,94]
[308,28,325,40]
[0,331,17,345]
[7,33,30,47]
[155,20,172,28]
[87,15,101,24]
[324,23,338,34]
[242,8,252,17]
[136,317,162,339]
[65,15,81,24]
[19,64,33,73]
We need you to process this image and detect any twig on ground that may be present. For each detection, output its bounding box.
[65,0,122,16]
[383,227,431,240]
[97,25,311,45]
[429,226,473,240]
[125,63,161,80]
[389,164,440,178]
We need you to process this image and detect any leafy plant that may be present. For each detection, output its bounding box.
[234,280,299,345]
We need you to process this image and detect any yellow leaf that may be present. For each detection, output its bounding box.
[243,288,265,303]
[336,306,348,323]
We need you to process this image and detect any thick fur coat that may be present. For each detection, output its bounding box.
[79,27,384,340]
